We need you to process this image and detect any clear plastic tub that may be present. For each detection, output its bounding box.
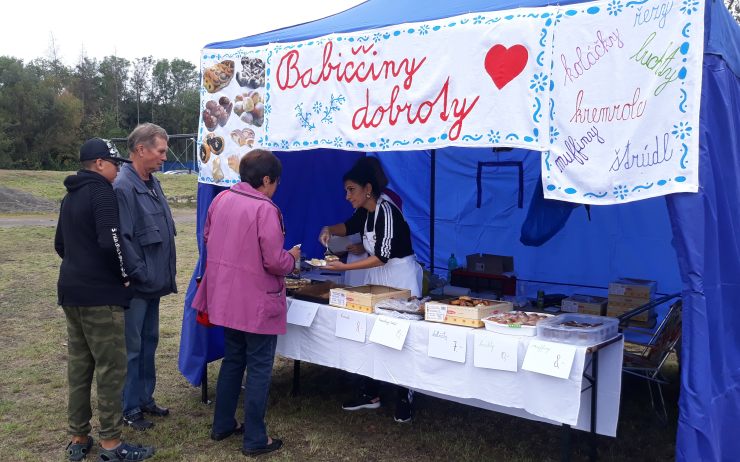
[536,313,619,346]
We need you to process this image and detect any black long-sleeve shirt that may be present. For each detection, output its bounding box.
[55,170,131,307]
[344,198,414,263]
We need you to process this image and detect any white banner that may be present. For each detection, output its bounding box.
[544,0,703,203]
[265,10,551,152]
[197,0,704,205]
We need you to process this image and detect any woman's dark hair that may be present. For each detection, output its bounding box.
[343,158,380,198]
[356,156,389,191]
[239,149,282,188]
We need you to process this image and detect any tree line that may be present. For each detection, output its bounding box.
[0,55,199,169]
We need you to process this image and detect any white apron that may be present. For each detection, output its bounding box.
[343,193,400,288]
[361,197,422,297]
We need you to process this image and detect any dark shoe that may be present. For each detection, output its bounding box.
[242,438,283,457]
[123,413,154,431]
[394,396,413,423]
[66,436,93,461]
[96,442,155,461]
[341,394,381,411]
[141,403,169,417]
[210,423,244,441]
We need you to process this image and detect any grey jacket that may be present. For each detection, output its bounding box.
[114,164,177,299]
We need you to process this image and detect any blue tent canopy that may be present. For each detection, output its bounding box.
[181,2,740,460]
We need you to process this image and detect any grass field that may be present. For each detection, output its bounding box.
[0,170,198,209]
[0,173,679,461]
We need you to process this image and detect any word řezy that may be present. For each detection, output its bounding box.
[609,132,674,172]
[560,29,624,86]
[555,125,605,173]
[633,1,673,29]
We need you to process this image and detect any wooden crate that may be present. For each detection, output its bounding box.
[425,299,513,327]
[329,285,411,313]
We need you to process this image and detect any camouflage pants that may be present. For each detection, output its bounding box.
[63,305,127,440]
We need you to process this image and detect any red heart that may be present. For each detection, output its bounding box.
[484,44,529,90]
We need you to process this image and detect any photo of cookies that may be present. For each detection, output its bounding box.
[203,60,235,93]
[236,57,265,89]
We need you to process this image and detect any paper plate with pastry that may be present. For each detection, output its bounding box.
[306,258,327,267]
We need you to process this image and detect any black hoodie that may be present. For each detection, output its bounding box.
[55,170,132,307]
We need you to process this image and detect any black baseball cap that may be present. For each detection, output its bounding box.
[79,138,131,163]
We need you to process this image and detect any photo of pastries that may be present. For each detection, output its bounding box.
[199,143,211,163]
[203,60,235,93]
[212,156,224,182]
[206,133,224,155]
[202,98,233,131]
[236,57,265,88]
[233,90,264,127]
[227,155,239,172]
[230,128,255,147]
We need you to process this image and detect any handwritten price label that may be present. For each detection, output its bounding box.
[286,299,320,327]
[368,315,410,350]
[473,331,519,372]
[334,310,367,343]
[521,339,577,379]
[427,325,468,363]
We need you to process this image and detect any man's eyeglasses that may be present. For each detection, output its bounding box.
[102,158,122,169]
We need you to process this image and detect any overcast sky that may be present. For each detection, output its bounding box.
[2,0,364,66]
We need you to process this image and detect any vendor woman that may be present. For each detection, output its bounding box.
[318,159,422,423]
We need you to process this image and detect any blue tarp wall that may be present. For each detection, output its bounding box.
[178,1,740,460]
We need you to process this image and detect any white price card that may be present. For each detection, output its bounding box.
[335,310,367,343]
[286,299,319,327]
[329,290,347,307]
[427,325,468,363]
[521,340,577,379]
[473,330,519,372]
[424,303,448,322]
[368,315,410,350]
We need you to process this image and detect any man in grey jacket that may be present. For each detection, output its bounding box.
[114,123,177,431]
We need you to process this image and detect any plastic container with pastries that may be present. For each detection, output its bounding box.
[536,313,619,346]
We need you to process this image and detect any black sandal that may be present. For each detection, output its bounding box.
[210,423,244,441]
[65,436,93,461]
[96,442,155,461]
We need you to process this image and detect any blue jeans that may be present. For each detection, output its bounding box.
[212,328,277,451]
[123,297,160,418]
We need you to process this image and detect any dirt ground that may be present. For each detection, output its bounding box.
[0,185,58,214]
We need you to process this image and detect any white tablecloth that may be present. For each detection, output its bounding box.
[277,299,623,436]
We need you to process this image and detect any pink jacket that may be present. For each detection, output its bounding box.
[192,182,295,335]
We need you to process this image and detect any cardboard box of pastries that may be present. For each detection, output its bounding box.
[329,285,411,313]
[425,296,513,328]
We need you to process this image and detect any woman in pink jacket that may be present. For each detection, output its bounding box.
[193,149,300,457]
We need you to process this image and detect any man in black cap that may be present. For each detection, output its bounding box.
[55,138,155,462]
